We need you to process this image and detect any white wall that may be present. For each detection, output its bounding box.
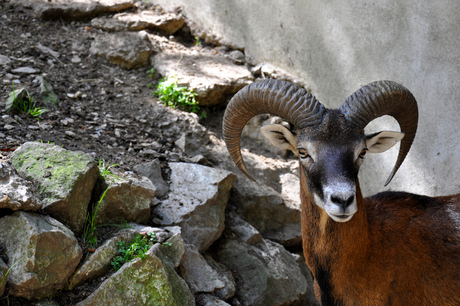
[155,0,460,197]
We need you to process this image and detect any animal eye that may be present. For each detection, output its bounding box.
[298,148,310,159]
[359,149,367,159]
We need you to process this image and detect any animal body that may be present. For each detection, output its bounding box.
[222,79,460,305]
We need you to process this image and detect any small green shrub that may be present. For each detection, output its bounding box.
[111,232,157,271]
[10,83,47,118]
[153,76,199,114]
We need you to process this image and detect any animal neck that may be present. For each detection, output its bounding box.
[300,168,370,270]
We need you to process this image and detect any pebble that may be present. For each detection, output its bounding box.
[67,91,83,99]
[65,131,77,137]
[28,125,40,130]
[0,54,11,65]
[4,124,15,130]
[11,67,37,74]
[0,132,5,138]
[71,56,81,63]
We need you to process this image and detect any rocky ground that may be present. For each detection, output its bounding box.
[0,0,317,305]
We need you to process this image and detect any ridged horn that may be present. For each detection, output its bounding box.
[339,80,418,186]
[223,79,325,180]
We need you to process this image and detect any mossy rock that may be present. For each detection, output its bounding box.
[11,142,99,233]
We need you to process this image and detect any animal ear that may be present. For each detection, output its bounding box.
[260,124,298,155]
[366,131,405,153]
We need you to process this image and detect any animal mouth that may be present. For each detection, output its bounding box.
[329,213,354,222]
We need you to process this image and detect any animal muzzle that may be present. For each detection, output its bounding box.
[322,183,358,222]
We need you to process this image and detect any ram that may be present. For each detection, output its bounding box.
[223,79,460,305]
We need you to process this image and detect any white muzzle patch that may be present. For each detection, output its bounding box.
[314,183,358,223]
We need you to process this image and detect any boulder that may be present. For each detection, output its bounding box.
[195,294,231,306]
[10,142,99,233]
[38,76,59,108]
[90,31,154,70]
[0,161,42,211]
[68,229,138,290]
[92,173,156,226]
[92,11,185,34]
[231,176,302,247]
[76,244,195,306]
[152,163,237,252]
[5,87,28,112]
[161,226,186,268]
[151,49,253,106]
[0,211,82,299]
[133,158,169,197]
[0,258,8,297]
[180,244,225,294]
[214,237,308,306]
[203,255,236,300]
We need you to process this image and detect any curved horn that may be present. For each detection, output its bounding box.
[223,79,324,180]
[339,80,418,186]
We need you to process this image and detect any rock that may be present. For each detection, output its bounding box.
[195,294,231,306]
[76,244,195,306]
[10,142,99,233]
[0,161,42,211]
[152,163,237,252]
[11,67,37,74]
[68,229,138,290]
[215,238,308,306]
[92,11,185,34]
[203,255,236,300]
[228,50,245,64]
[0,54,11,66]
[151,49,253,106]
[180,244,225,293]
[227,211,262,245]
[0,211,82,299]
[133,159,169,197]
[38,76,59,108]
[92,172,156,226]
[161,226,186,268]
[0,258,8,297]
[5,87,28,112]
[231,176,302,247]
[90,31,154,70]
[33,0,136,21]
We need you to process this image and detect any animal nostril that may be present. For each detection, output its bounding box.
[331,194,355,208]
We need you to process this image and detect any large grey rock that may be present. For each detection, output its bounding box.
[151,49,253,106]
[76,244,195,306]
[203,255,236,300]
[0,259,8,297]
[226,211,262,246]
[29,0,136,20]
[232,176,302,247]
[0,162,42,211]
[153,163,237,252]
[10,142,99,233]
[180,244,225,294]
[5,87,28,112]
[0,211,82,299]
[133,159,169,197]
[195,294,231,306]
[162,226,186,268]
[215,238,308,306]
[93,173,156,226]
[90,31,154,70]
[92,11,185,34]
[68,229,138,290]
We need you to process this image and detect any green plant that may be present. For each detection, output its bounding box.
[10,83,47,118]
[0,260,20,304]
[148,68,155,89]
[83,159,119,248]
[111,232,157,271]
[153,76,199,114]
[194,36,202,46]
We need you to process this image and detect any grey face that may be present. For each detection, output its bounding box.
[296,111,366,222]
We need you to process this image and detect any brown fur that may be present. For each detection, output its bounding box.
[300,166,460,305]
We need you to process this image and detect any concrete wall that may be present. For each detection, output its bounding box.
[154,0,460,197]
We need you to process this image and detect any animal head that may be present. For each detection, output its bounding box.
[223,79,418,222]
